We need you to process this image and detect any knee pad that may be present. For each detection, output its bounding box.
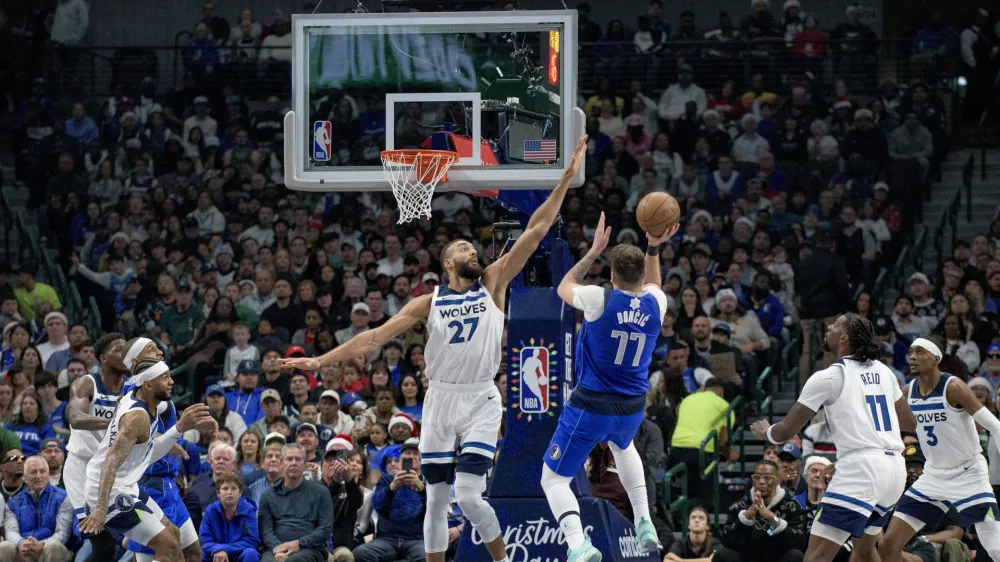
[976,521,1000,557]
[423,482,451,554]
[455,472,501,543]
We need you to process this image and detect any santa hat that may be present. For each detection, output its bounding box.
[845,4,861,15]
[854,108,873,120]
[691,210,714,229]
[325,434,355,452]
[782,0,800,10]
[388,413,418,437]
[832,96,852,111]
[734,216,756,232]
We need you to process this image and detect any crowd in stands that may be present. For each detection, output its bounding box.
[1,1,1000,562]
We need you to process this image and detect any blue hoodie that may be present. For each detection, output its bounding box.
[199,497,260,562]
[226,387,265,426]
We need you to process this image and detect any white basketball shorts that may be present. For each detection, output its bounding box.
[813,449,906,544]
[895,455,999,530]
[419,379,502,485]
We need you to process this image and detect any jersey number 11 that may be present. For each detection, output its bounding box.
[865,394,892,431]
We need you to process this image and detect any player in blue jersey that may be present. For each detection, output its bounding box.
[122,338,203,562]
[541,213,678,562]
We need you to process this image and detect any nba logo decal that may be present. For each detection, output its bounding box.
[313,121,332,162]
[519,347,549,414]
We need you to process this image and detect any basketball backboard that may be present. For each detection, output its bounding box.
[283,9,584,193]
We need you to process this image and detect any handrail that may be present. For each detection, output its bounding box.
[727,395,745,475]
[664,463,689,533]
[171,364,194,405]
[87,296,102,336]
[912,227,927,271]
[699,429,721,530]
[853,283,867,302]
[891,246,910,292]
[872,268,889,303]
[756,367,775,421]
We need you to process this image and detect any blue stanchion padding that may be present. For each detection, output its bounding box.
[456,497,660,562]
[488,284,585,499]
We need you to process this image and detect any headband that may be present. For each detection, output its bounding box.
[132,361,169,384]
[910,338,942,359]
[124,337,153,370]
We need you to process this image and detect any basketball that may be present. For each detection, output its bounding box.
[636,192,680,237]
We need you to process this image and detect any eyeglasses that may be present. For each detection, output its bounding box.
[751,474,776,483]
[4,455,25,463]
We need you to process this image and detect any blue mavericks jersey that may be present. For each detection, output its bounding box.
[145,401,180,478]
[575,287,666,398]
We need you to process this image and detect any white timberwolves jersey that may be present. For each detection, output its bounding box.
[908,374,981,470]
[798,357,903,458]
[85,388,157,506]
[425,280,505,386]
[67,373,127,459]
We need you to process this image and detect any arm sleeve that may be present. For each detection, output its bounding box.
[75,264,111,289]
[150,426,183,462]
[298,486,334,550]
[50,496,74,544]
[3,502,21,544]
[642,285,670,319]
[797,365,844,411]
[198,512,221,556]
[572,285,608,322]
[257,493,280,550]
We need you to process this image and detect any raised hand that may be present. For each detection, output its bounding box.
[176,404,212,433]
[750,419,770,440]
[565,135,589,178]
[588,212,612,257]
[647,223,680,247]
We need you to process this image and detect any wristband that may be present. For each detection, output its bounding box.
[766,425,780,445]
[646,244,661,256]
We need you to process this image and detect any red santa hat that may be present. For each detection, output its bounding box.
[325,434,356,452]
[388,413,419,437]
[832,96,852,111]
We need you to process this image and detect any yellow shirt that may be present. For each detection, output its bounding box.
[670,390,732,453]
[14,282,62,322]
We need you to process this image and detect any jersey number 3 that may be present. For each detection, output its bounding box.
[865,395,892,431]
[448,318,480,344]
[611,330,647,367]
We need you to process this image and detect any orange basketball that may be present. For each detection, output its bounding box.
[636,192,681,237]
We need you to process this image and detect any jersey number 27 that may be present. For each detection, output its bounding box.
[865,394,892,431]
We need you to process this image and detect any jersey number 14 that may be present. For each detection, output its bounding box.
[611,330,647,367]
[865,395,892,431]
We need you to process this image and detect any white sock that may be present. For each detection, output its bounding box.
[610,442,651,525]
[541,465,586,550]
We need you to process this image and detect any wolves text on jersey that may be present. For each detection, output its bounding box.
[916,412,947,423]
[438,302,487,319]
[616,309,651,328]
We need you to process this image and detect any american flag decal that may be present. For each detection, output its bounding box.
[524,139,558,161]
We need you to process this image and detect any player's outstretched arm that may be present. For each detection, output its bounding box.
[641,225,680,290]
[79,410,150,534]
[750,402,817,444]
[557,211,610,305]
[280,295,433,371]
[483,136,587,293]
[947,378,1000,437]
[65,375,109,431]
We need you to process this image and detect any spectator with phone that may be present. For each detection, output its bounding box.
[321,435,365,562]
[352,438,426,562]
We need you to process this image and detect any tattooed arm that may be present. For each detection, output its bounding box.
[78,410,150,534]
[557,212,612,305]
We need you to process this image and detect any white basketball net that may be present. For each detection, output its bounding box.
[381,151,458,224]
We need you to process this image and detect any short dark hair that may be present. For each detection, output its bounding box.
[704,378,725,390]
[756,459,779,472]
[609,245,645,285]
[94,332,125,360]
[34,372,57,390]
[214,471,243,491]
[66,358,86,369]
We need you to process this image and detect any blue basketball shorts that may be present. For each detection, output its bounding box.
[543,405,644,477]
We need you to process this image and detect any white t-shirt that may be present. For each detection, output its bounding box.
[36,340,70,367]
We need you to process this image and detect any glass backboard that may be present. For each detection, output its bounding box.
[284,10,583,192]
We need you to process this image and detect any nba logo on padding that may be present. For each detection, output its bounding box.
[519,347,549,414]
[313,121,332,162]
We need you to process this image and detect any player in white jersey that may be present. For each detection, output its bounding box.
[878,338,1000,562]
[79,360,214,562]
[282,137,588,562]
[63,332,130,562]
[751,314,917,562]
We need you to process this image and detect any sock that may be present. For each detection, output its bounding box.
[541,465,586,550]
[610,442,652,525]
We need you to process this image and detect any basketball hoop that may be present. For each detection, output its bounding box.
[381,149,460,224]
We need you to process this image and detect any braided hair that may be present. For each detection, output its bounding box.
[844,313,885,364]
